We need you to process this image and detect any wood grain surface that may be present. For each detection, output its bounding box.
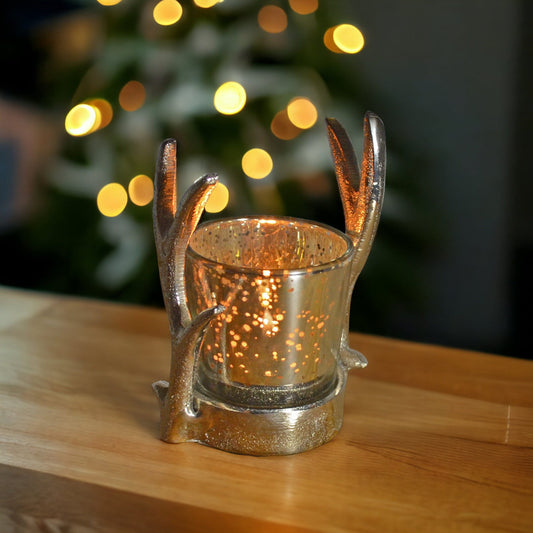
[1,286,532,532]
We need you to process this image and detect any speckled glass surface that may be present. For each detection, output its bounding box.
[185,216,354,409]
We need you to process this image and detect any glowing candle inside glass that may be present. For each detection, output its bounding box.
[185,216,354,409]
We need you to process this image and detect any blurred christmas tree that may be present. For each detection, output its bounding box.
[2,0,434,334]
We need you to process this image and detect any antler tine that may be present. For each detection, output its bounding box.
[152,139,223,441]
[326,113,386,278]
[153,139,178,244]
[152,138,219,334]
[352,112,386,279]
[325,117,361,241]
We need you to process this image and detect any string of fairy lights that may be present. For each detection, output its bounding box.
[64,0,365,217]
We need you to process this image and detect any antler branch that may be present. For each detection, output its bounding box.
[326,112,386,369]
[152,139,224,442]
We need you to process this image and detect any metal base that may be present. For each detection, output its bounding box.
[175,365,348,456]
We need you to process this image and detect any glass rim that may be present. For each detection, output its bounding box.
[186,215,354,276]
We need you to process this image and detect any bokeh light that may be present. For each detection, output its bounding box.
[97,0,122,5]
[257,5,288,34]
[270,110,302,140]
[288,0,318,15]
[65,104,98,136]
[119,80,146,112]
[323,26,342,53]
[287,97,318,129]
[86,98,113,129]
[242,148,273,180]
[128,175,154,206]
[333,24,364,53]
[153,0,183,26]
[194,0,221,7]
[97,183,128,217]
[213,81,247,115]
[205,182,229,213]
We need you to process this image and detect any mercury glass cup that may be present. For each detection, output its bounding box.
[185,216,354,409]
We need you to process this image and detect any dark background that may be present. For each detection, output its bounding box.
[1,0,531,359]
[348,0,533,357]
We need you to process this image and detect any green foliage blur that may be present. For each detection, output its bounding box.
[1,0,435,335]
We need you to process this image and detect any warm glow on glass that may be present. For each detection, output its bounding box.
[288,0,318,15]
[119,80,146,112]
[333,24,364,53]
[242,149,273,180]
[213,81,246,115]
[270,110,302,140]
[97,183,128,217]
[97,0,122,5]
[205,182,229,213]
[257,5,288,34]
[194,0,221,7]
[128,175,154,206]
[153,0,183,26]
[65,104,98,136]
[287,97,318,129]
[86,98,113,129]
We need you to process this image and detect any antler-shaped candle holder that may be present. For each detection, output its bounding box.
[152,112,385,455]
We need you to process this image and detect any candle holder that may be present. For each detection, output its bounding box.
[152,112,386,455]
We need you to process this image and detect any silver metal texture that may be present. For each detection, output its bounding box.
[152,140,225,442]
[326,112,386,370]
[152,113,386,454]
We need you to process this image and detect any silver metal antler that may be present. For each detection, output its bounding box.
[151,114,386,453]
[326,112,386,369]
[152,139,224,443]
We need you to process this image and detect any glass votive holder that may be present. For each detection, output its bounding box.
[185,216,354,410]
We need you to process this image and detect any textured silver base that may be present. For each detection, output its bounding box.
[171,365,348,456]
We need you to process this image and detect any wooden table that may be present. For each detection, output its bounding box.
[1,286,532,532]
